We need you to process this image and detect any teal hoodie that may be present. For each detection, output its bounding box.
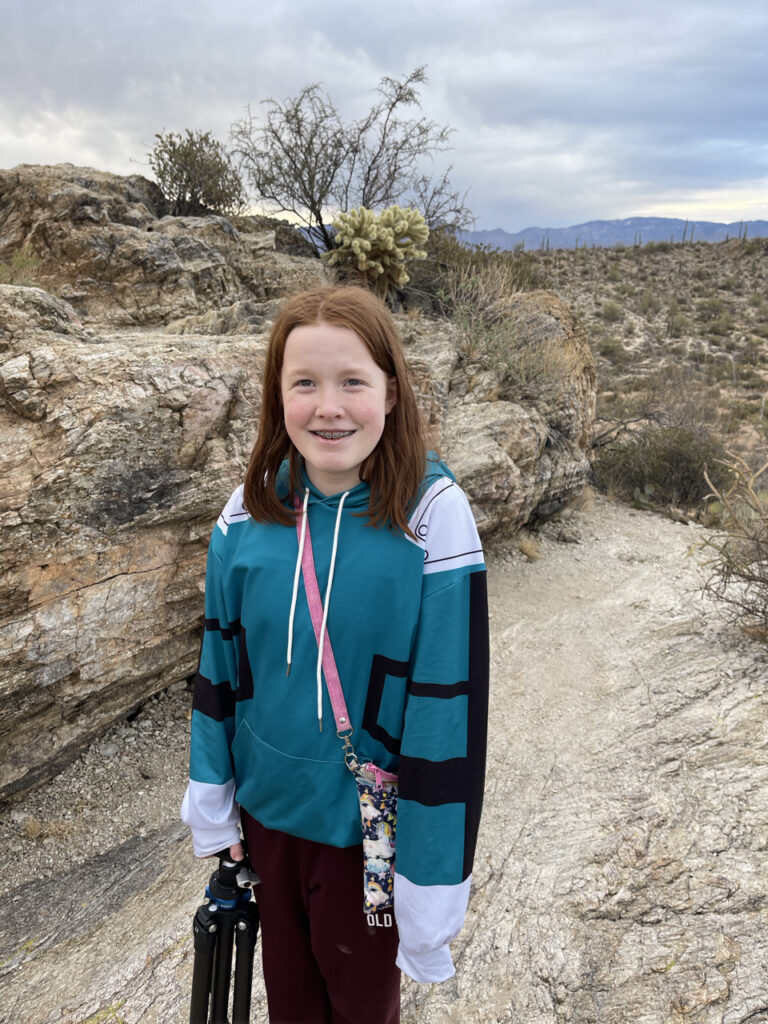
[182,454,489,982]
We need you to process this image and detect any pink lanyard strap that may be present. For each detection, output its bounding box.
[294,502,352,737]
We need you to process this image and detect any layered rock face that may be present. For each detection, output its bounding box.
[0,164,320,326]
[0,164,595,798]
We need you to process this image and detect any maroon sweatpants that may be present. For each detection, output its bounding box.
[242,811,401,1024]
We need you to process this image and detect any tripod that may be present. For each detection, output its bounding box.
[189,850,260,1024]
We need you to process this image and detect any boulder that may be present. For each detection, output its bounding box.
[0,285,267,796]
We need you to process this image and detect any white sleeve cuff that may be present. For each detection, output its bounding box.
[181,779,242,857]
[393,873,470,983]
[396,942,455,983]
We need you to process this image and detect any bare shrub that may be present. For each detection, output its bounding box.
[698,454,768,636]
[231,68,471,250]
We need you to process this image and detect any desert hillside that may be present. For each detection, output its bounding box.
[539,238,768,461]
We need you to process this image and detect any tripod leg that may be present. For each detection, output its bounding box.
[190,910,217,1024]
[231,904,260,1024]
[210,914,235,1024]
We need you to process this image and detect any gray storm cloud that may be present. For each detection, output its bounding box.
[1,0,766,229]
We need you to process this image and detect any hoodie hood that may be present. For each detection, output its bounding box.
[275,450,455,517]
[275,458,372,512]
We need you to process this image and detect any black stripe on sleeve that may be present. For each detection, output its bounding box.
[463,569,489,878]
[237,627,254,703]
[397,569,489,882]
[398,755,474,805]
[192,623,254,719]
[362,655,410,755]
[192,672,236,721]
[204,617,241,642]
[407,680,470,699]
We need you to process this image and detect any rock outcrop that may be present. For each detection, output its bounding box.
[0,164,324,326]
[0,164,595,798]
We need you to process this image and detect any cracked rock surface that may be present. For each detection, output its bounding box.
[1,495,766,1023]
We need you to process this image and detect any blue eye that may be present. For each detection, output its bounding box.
[345,378,363,387]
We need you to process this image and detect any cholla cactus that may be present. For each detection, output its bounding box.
[323,205,428,299]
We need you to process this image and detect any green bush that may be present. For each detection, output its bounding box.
[697,295,727,319]
[600,300,623,323]
[668,312,692,337]
[707,313,735,337]
[637,289,662,316]
[593,424,731,507]
[594,336,633,368]
[148,129,246,216]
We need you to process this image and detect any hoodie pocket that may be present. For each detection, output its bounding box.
[231,719,361,847]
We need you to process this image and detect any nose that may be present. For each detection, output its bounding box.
[315,386,344,418]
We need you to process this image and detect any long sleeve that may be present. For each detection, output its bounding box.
[181,494,245,857]
[395,480,489,982]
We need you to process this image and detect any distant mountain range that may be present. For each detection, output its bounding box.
[459,217,768,251]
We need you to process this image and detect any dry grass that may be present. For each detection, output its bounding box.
[0,243,42,286]
[566,484,597,512]
[516,533,542,560]
[22,813,79,841]
[438,258,583,400]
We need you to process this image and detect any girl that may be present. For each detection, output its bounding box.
[182,285,489,1024]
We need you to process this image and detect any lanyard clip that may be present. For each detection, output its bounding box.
[338,727,359,772]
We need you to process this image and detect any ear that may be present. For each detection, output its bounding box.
[385,376,398,414]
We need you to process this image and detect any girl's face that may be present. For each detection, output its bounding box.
[280,322,397,496]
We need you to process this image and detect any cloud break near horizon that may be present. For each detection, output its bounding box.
[1,0,766,232]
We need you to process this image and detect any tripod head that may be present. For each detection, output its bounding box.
[206,849,260,910]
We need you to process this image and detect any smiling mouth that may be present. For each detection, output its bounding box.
[311,430,355,439]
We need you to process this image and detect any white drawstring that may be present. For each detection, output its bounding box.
[316,492,348,730]
[286,488,310,676]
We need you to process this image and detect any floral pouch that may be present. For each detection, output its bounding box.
[353,761,398,913]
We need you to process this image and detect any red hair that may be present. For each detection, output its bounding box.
[244,286,426,534]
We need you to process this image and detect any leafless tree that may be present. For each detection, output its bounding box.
[230,68,472,250]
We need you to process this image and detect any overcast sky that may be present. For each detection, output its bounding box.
[2,0,766,231]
